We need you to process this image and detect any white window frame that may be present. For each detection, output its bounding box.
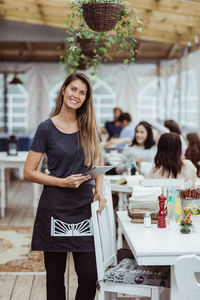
[0,84,28,134]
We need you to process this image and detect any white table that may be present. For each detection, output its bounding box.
[117,211,200,300]
[0,152,40,217]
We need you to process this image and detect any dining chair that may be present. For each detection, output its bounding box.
[91,179,169,300]
[174,255,200,300]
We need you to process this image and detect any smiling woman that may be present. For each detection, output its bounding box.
[23,72,106,300]
[61,79,87,112]
[116,121,157,174]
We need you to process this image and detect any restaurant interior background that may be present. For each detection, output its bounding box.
[1,1,200,299]
[1,0,200,137]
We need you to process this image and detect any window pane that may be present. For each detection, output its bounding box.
[13,127,25,134]
[13,98,26,104]
[13,117,25,122]
[94,86,110,95]
[13,107,25,113]
[100,107,113,114]
[101,98,113,104]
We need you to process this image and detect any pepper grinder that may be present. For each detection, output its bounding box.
[158,194,166,228]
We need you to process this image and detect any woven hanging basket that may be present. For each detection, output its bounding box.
[82,2,122,32]
[78,38,105,57]
[77,57,94,70]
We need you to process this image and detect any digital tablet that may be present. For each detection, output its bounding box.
[84,166,114,179]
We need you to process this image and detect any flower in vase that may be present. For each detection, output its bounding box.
[180,209,193,234]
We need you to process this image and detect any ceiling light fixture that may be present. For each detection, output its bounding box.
[9,74,23,85]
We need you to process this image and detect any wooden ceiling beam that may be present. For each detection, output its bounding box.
[0,49,64,56]
[3,0,200,16]
[143,21,200,36]
[134,28,193,45]
[2,1,200,28]
[26,42,33,56]
[1,0,200,46]
[127,0,200,17]
[1,13,196,45]
[137,8,200,28]
[167,44,181,58]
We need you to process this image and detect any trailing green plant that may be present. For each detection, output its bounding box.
[61,0,142,74]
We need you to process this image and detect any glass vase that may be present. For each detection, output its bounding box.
[180,223,193,234]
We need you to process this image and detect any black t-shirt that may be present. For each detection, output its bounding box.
[31,118,90,178]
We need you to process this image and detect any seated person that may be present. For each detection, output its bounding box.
[116,113,135,150]
[148,132,197,186]
[151,119,187,158]
[116,121,156,174]
[105,107,122,140]
[185,132,200,177]
[105,112,135,151]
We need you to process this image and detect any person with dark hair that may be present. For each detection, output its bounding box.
[24,72,107,300]
[164,120,181,135]
[115,112,135,150]
[116,121,156,174]
[151,119,187,157]
[185,132,200,176]
[103,112,135,151]
[148,132,196,185]
[105,107,122,139]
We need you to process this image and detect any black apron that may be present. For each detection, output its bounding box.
[31,119,95,252]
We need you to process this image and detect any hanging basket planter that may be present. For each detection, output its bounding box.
[82,2,122,32]
[78,37,105,57]
[77,56,95,70]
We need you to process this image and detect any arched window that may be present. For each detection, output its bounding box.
[0,74,28,134]
[92,76,115,127]
[138,70,198,131]
[138,76,165,122]
[49,76,115,127]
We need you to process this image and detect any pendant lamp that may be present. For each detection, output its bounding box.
[9,74,23,85]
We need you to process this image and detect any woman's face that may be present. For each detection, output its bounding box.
[62,79,87,111]
[135,124,148,146]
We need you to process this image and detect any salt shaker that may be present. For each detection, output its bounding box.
[144,212,151,228]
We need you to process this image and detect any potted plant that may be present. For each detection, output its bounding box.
[183,206,200,233]
[62,0,142,74]
[180,209,193,234]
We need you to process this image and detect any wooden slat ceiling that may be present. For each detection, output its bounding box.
[0,0,200,62]
[1,0,200,45]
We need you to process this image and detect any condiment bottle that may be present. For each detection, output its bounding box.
[144,212,151,228]
[131,162,136,175]
[158,194,166,228]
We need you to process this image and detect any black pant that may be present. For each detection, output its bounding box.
[44,251,97,300]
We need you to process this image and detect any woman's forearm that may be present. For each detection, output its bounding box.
[94,174,104,194]
[94,155,104,194]
[24,169,62,187]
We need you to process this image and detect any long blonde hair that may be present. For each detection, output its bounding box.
[51,72,101,168]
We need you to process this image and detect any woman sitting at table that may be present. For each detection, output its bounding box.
[116,121,156,174]
[148,132,197,186]
[185,132,200,177]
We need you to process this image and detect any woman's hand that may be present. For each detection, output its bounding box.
[61,174,91,188]
[93,192,107,214]
[136,158,144,166]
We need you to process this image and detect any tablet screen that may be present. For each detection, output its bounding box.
[84,166,114,179]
